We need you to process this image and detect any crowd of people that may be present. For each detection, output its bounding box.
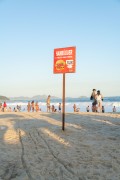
[0,102,21,112]
[72,89,117,113]
[27,101,41,112]
[90,89,104,113]
[72,89,104,113]
[0,92,118,113]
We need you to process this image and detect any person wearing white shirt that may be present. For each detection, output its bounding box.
[95,90,103,112]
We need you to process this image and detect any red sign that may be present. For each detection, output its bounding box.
[53,46,76,73]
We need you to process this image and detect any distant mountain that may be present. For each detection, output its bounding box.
[66,96,88,99]
[32,95,58,100]
[32,95,47,100]
[10,95,60,100]
[78,96,88,98]
[9,95,90,101]
[10,96,30,100]
[0,95,9,101]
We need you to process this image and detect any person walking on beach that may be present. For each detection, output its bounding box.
[113,106,116,112]
[90,89,97,112]
[46,95,51,112]
[95,90,103,112]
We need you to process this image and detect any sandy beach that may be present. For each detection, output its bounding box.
[0,112,120,180]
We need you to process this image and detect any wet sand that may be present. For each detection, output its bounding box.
[0,112,120,180]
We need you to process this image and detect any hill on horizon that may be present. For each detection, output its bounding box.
[0,95,9,101]
[9,95,61,100]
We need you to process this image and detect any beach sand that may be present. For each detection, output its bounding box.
[0,112,120,180]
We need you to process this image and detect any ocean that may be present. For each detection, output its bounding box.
[2,96,120,113]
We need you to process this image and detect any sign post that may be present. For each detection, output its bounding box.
[62,73,65,130]
[53,46,76,131]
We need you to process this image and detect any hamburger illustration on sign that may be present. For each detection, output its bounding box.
[55,60,65,71]
[53,47,76,74]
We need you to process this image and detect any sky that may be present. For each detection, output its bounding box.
[0,0,120,98]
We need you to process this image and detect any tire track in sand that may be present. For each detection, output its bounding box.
[18,113,80,179]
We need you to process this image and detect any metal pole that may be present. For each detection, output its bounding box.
[62,73,65,131]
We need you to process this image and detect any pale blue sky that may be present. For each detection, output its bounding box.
[0,0,120,97]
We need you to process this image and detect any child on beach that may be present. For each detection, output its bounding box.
[58,103,61,112]
[86,106,90,112]
[52,105,55,112]
[102,106,105,113]
[113,106,116,112]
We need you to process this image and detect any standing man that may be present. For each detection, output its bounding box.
[46,95,51,112]
[90,89,97,112]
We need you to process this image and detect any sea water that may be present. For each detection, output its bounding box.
[2,96,120,113]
